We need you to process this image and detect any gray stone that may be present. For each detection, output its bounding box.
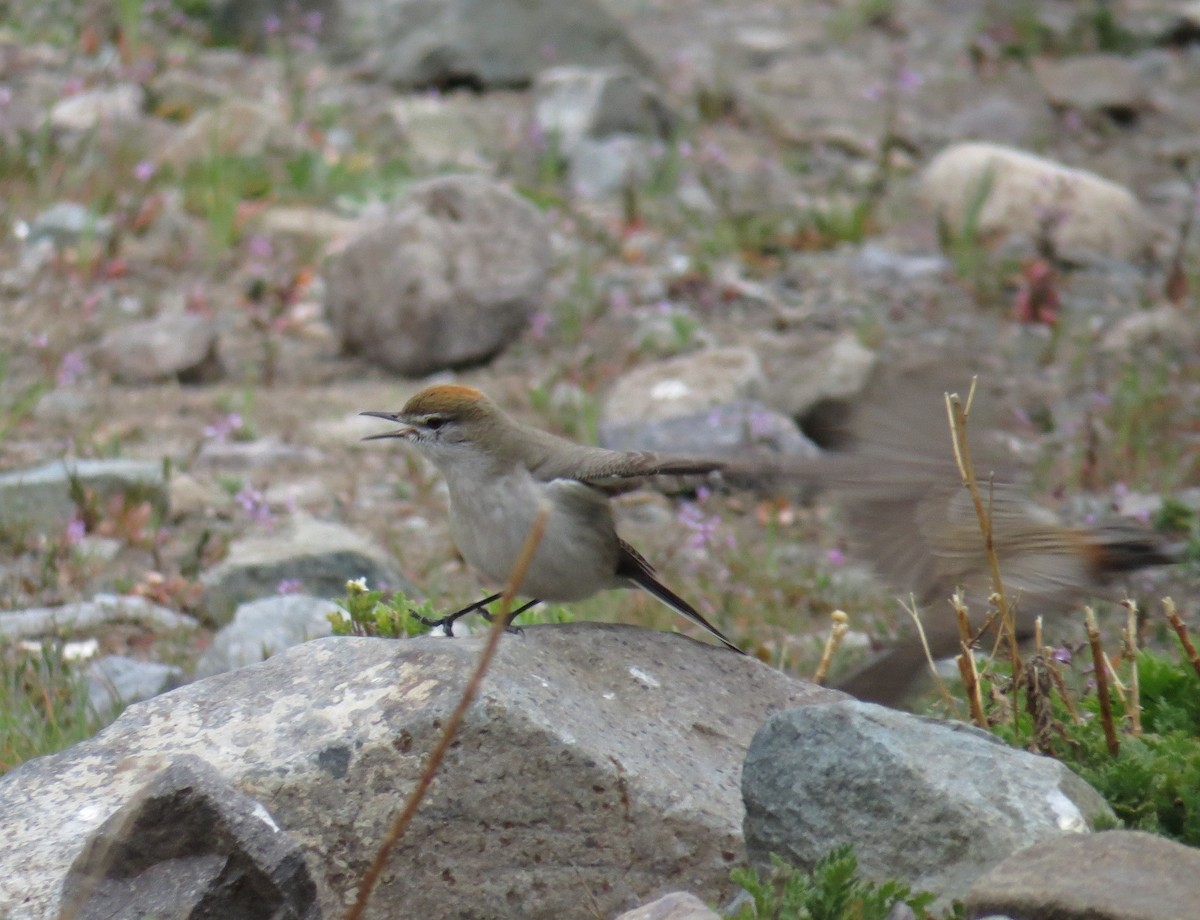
[602,347,766,427]
[93,313,223,385]
[614,891,721,920]
[192,436,323,473]
[155,100,295,171]
[743,701,1112,906]
[534,65,672,156]
[195,595,338,678]
[0,624,837,919]
[0,459,168,536]
[26,201,113,248]
[86,655,180,714]
[569,134,658,198]
[1033,55,1146,116]
[59,756,318,920]
[325,174,552,376]
[600,400,817,460]
[47,84,144,133]
[967,830,1200,920]
[334,0,656,88]
[0,595,196,640]
[919,142,1155,265]
[199,515,409,624]
[751,331,877,420]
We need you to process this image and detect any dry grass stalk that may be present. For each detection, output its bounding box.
[812,609,849,686]
[1122,599,1142,737]
[902,594,958,709]
[952,591,986,727]
[346,508,551,920]
[944,382,1022,727]
[1163,597,1200,680]
[1084,606,1120,757]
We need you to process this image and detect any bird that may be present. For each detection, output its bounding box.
[802,373,1182,706]
[360,384,743,652]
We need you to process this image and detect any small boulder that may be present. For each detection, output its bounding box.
[195,594,337,678]
[93,313,223,385]
[325,174,552,376]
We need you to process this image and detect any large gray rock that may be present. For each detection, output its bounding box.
[602,347,766,427]
[600,400,817,460]
[347,0,654,87]
[742,701,1112,906]
[0,459,168,536]
[534,65,672,156]
[325,174,552,376]
[93,313,223,385]
[86,654,182,714]
[199,516,409,624]
[967,830,1200,920]
[750,331,877,421]
[1033,54,1146,117]
[195,594,337,678]
[0,625,837,919]
[614,891,722,920]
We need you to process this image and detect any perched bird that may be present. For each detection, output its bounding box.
[800,375,1182,706]
[361,384,742,652]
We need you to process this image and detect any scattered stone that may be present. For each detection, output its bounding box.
[59,756,319,920]
[0,595,196,641]
[155,100,294,171]
[86,655,180,714]
[47,84,144,133]
[1033,54,1146,119]
[615,891,722,920]
[199,515,409,624]
[0,458,168,536]
[325,174,552,376]
[853,244,950,281]
[600,400,817,459]
[534,65,672,156]
[32,387,100,423]
[967,830,1200,920]
[26,201,113,248]
[743,701,1112,906]
[0,625,836,918]
[602,347,766,427]
[920,142,1155,264]
[195,595,337,678]
[72,535,123,564]
[752,332,877,421]
[256,206,360,247]
[1100,305,1194,353]
[192,435,323,473]
[167,473,228,520]
[569,134,659,198]
[326,0,657,88]
[92,313,223,385]
[390,92,500,169]
[944,94,1044,147]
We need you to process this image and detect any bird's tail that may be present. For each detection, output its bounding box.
[617,541,744,653]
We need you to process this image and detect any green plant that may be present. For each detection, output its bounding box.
[0,353,48,443]
[0,641,110,773]
[330,579,438,639]
[180,151,272,253]
[730,846,943,920]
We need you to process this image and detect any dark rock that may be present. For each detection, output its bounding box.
[60,756,318,920]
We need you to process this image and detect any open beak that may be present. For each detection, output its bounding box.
[359,411,417,441]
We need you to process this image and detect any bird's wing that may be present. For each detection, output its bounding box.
[523,428,723,492]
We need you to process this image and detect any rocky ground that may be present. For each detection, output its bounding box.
[1,0,1200,916]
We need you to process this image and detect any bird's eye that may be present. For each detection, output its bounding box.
[425,417,444,431]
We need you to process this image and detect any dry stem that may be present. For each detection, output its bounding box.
[952,591,986,727]
[1163,597,1200,680]
[944,382,1021,727]
[1122,599,1142,737]
[346,508,550,920]
[1084,606,1120,757]
[812,609,849,685]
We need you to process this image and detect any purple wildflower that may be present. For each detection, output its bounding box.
[56,350,85,387]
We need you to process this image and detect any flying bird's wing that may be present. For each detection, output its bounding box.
[523,428,724,493]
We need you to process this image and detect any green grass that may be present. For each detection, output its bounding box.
[0,641,110,773]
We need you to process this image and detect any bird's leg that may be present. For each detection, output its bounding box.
[415,593,503,635]
[478,599,542,634]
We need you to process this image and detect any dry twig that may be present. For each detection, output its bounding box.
[952,591,986,728]
[346,508,550,920]
[1163,597,1200,681]
[812,610,850,686]
[1085,606,1120,757]
[1122,599,1142,737]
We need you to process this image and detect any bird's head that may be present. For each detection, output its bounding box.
[361,385,508,464]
